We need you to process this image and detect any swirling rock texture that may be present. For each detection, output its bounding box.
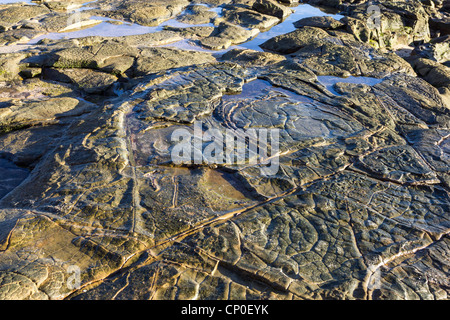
[0,0,449,300]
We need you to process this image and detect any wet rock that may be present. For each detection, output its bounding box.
[413,35,450,64]
[260,26,330,54]
[0,4,50,31]
[373,237,450,300]
[430,16,450,36]
[374,74,450,127]
[133,47,216,76]
[43,68,118,94]
[120,30,184,47]
[164,25,216,39]
[50,40,139,71]
[293,16,345,29]
[0,97,93,132]
[0,0,449,302]
[220,48,286,67]
[134,62,246,123]
[408,57,450,99]
[252,0,293,19]
[176,5,218,24]
[0,29,44,46]
[352,145,440,185]
[291,37,415,78]
[0,53,27,81]
[96,0,189,26]
[406,129,450,187]
[216,6,280,30]
[0,159,29,199]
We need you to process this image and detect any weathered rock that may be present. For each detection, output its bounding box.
[220,48,286,67]
[0,53,27,81]
[374,73,450,127]
[344,1,431,48]
[294,16,345,29]
[198,22,260,50]
[134,62,246,123]
[50,40,139,71]
[198,36,232,50]
[216,6,280,30]
[406,129,450,187]
[43,68,118,94]
[0,28,44,46]
[163,26,216,39]
[31,11,102,33]
[0,0,448,302]
[176,5,218,24]
[413,35,450,64]
[291,37,415,78]
[0,97,93,132]
[0,4,50,31]
[260,26,330,54]
[133,47,216,76]
[119,30,184,47]
[352,145,440,185]
[252,0,293,19]
[408,57,450,98]
[430,16,450,36]
[95,0,190,26]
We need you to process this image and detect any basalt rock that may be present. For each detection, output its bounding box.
[0,53,27,82]
[216,6,280,30]
[260,26,330,54]
[293,16,345,29]
[199,22,259,49]
[94,0,190,26]
[133,47,216,76]
[0,4,50,31]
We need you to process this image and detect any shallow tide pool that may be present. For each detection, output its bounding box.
[25,3,343,52]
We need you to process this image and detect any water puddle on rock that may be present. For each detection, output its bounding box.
[222,79,313,103]
[0,0,35,4]
[237,4,344,51]
[0,158,29,199]
[317,76,384,95]
[25,3,343,52]
[27,5,217,44]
